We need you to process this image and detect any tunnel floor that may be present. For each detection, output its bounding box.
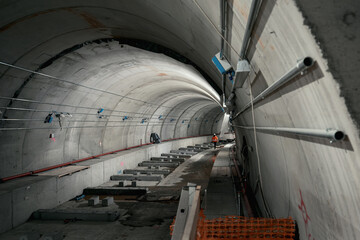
[0,148,220,240]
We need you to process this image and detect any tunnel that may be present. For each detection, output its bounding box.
[0,0,359,239]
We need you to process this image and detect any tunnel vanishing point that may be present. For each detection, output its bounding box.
[0,0,360,239]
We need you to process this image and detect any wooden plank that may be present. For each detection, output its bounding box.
[35,165,89,177]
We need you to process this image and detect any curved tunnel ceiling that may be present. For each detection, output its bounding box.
[0,40,223,176]
[0,0,360,239]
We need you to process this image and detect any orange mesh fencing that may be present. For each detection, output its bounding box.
[171,210,296,239]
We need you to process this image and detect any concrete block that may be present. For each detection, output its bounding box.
[151,157,185,162]
[139,161,179,167]
[102,196,114,206]
[83,187,147,196]
[170,150,197,155]
[123,169,170,175]
[88,196,99,206]
[33,209,120,222]
[110,174,163,181]
[161,153,192,158]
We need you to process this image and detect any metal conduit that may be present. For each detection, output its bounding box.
[230,0,263,93]
[0,106,200,120]
[232,125,345,142]
[0,96,208,116]
[0,119,187,124]
[0,96,153,116]
[220,0,227,59]
[233,57,314,119]
[239,0,263,59]
[0,123,180,131]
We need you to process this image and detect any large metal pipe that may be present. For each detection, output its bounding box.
[232,125,345,142]
[220,0,227,103]
[239,0,262,59]
[230,0,262,92]
[220,0,227,59]
[233,57,314,119]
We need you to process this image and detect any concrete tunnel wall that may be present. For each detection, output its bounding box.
[0,0,359,239]
[0,41,224,178]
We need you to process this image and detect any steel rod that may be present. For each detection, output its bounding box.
[0,96,204,118]
[232,125,345,141]
[0,106,196,119]
[233,57,314,119]
[0,61,179,109]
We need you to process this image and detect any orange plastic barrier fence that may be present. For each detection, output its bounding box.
[171,210,296,239]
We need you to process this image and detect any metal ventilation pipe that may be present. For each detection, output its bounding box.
[233,57,314,119]
[220,0,228,105]
[239,0,262,59]
[233,125,346,142]
[231,0,262,90]
[220,0,227,59]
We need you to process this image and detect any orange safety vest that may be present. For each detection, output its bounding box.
[212,136,218,143]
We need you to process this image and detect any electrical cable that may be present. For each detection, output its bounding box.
[0,96,153,116]
[0,61,169,108]
[0,106,202,120]
[0,96,212,119]
[193,0,241,57]
[0,61,219,111]
[0,123,178,131]
[248,75,273,218]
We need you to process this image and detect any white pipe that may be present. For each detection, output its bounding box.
[233,57,314,119]
[232,125,345,142]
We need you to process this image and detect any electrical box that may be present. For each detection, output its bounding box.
[236,60,250,73]
[212,52,232,74]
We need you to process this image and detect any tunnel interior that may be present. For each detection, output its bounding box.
[0,0,360,239]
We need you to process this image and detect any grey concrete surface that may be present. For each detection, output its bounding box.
[204,144,238,219]
[0,0,359,239]
[0,136,210,233]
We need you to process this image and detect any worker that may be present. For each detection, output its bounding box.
[211,133,218,149]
